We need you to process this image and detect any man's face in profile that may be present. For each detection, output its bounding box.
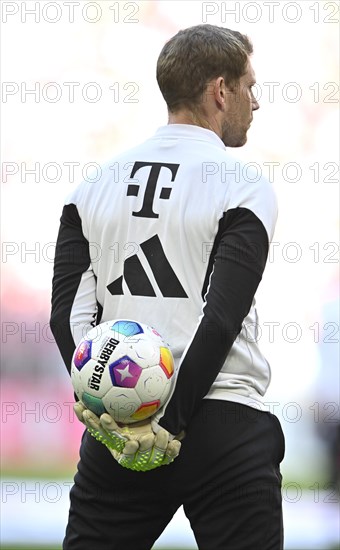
[221,59,259,147]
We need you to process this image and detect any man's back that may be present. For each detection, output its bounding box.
[59,123,277,413]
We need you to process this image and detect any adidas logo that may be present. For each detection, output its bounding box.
[107,234,188,298]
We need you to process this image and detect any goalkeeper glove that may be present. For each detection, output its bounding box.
[74,401,181,471]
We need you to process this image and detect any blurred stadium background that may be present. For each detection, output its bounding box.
[1,1,339,548]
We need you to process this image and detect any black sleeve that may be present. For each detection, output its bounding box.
[158,207,269,435]
[50,203,92,373]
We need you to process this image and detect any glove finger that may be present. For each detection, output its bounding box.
[73,401,86,424]
[121,435,155,471]
[100,414,140,442]
[118,440,140,470]
[83,410,127,453]
[162,440,181,465]
[119,433,177,472]
[83,409,107,441]
[154,428,169,451]
[169,439,181,457]
[129,430,168,471]
[99,415,133,452]
[100,413,122,433]
[131,436,154,470]
[83,409,101,430]
[123,440,140,455]
[142,430,173,470]
[138,434,155,452]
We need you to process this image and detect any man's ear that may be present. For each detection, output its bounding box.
[215,77,228,110]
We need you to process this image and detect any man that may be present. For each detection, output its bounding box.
[50,24,284,550]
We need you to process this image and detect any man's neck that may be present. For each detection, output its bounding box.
[168,111,221,140]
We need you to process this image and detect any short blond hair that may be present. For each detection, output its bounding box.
[157,24,253,112]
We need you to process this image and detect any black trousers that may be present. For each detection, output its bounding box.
[63,400,285,550]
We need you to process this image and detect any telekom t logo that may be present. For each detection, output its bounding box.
[127,162,179,218]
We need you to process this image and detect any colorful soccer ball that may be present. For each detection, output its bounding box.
[71,319,174,424]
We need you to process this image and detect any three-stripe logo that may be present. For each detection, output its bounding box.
[107,234,188,298]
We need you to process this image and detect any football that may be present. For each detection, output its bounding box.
[71,319,174,424]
